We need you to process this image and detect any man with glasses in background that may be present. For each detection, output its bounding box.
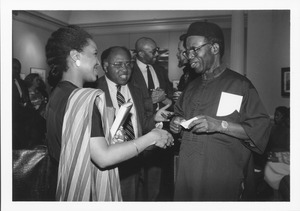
[132,37,173,111]
[131,37,174,200]
[96,46,173,200]
[170,21,271,201]
[173,34,198,102]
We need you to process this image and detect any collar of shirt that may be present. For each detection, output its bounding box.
[202,63,227,81]
[136,58,149,73]
[136,59,159,89]
[105,76,131,109]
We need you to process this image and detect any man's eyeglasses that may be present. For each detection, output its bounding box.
[109,61,133,69]
[146,47,160,55]
[182,43,211,58]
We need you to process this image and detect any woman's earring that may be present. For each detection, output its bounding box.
[75,60,81,67]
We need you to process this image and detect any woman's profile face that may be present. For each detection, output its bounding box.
[32,77,41,88]
[78,39,100,83]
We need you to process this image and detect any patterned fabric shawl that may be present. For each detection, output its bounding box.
[56,88,122,201]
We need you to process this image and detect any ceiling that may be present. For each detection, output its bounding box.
[13,10,242,35]
[36,10,235,25]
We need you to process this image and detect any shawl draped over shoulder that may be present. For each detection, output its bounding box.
[56,88,122,201]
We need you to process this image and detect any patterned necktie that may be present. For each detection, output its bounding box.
[116,85,135,141]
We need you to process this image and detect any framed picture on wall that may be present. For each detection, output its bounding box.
[157,48,169,70]
[281,67,290,97]
[30,67,46,82]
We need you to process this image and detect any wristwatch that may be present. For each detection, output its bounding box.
[221,120,229,132]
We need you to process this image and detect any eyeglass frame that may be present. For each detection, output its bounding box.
[182,43,212,59]
[108,61,133,69]
[143,47,160,55]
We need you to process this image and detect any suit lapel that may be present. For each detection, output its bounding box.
[128,81,143,137]
[132,63,150,97]
[153,64,164,89]
[96,77,113,107]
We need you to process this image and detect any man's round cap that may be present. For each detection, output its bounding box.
[179,33,187,41]
[185,21,224,41]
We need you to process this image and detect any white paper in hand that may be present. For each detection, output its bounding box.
[110,102,133,138]
[180,117,198,129]
[216,92,243,116]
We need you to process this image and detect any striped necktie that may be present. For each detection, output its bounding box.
[116,85,135,141]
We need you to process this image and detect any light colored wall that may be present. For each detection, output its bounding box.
[12,20,52,78]
[12,20,53,92]
[12,10,232,88]
[12,10,290,116]
[246,10,290,115]
[93,29,231,82]
[12,17,231,83]
[94,31,180,79]
[66,10,232,25]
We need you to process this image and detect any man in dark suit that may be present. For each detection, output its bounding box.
[176,34,198,92]
[12,58,37,149]
[131,37,174,200]
[131,37,173,115]
[96,46,172,200]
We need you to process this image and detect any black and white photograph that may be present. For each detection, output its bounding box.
[1,1,300,211]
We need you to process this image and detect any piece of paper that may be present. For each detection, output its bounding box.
[216,92,243,116]
[110,102,133,138]
[180,117,198,129]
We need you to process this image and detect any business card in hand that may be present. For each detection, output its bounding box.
[180,117,198,129]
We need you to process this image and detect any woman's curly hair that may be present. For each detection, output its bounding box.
[45,25,92,88]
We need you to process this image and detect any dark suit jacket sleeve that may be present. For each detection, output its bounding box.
[153,64,173,99]
[153,64,174,112]
[131,63,154,116]
[129,81,155,134]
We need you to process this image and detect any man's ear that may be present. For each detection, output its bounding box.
[137,51,144,58]
[103,62,109,73]
[211,43,220,55]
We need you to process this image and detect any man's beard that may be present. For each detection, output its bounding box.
[178,60,185,68]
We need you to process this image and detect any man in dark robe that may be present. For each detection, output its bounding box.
[170,21,271,201]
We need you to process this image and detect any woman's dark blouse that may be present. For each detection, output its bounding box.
[45,81,104,162]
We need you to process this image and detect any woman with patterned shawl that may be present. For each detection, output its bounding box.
[45,25,174,201]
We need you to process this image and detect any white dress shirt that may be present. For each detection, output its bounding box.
[136,59,160,89]
[105,76,138,138]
